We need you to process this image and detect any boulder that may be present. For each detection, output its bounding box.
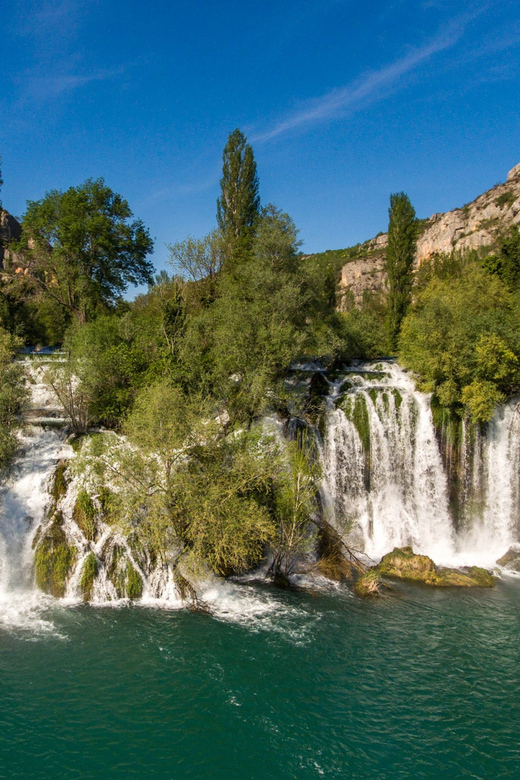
[496,547,520,572]
[354,570,382,597]
[374,546,495,588]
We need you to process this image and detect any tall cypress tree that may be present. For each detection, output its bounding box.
[385,192,418,352]
[216,129,260,257]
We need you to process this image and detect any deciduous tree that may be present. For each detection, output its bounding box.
[13,179,154,324]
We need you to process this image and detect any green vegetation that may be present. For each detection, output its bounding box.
[354,569,382,597]
[0,328,28,471]
[494,190,516,209]
[73,489,98,541]
[399,263,520,422]
[386,192,418,352]
[4,131,520,588]
[125,563,144,599]
[482,226,520,291]
[51,461,68,502]
[217,128,260,257]
[80,553,98,601]
[5,179,153,340]
[34,512,77,597]
[372,546,495,588]
[106,545,143,599]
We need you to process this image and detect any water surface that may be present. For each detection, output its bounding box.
[1,579,520,779]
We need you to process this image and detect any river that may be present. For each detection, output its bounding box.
[1,579,520,779]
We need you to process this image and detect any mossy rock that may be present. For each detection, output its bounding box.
[496,547,520,572]
[51,461,68,503]
[73,489,98,541]
[435,566,495,588]
[352,395,371,454]
[98,486,116,523]
[80,552,98,602]
[34,512,77,597]
[107,545,143,599]
[127,531,155,572]
[378,546,438,583]
[337,393,371,454]
[107,544,126,597]
[391,389,403,411]
[125,562,143,599]
[354,570,382,597]
[68,434,86,453]
[376,547,495,588]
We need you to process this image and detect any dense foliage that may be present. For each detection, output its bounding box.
[216,128,260,258]
[2,132,520,584]
[399,261,520,422]
[9,179,154,330]
[0,328,28,470]
[386,192,417,352]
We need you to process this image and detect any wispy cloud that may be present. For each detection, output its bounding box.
[19,71,111,102]
[21,68,123,102]
[253,14,479,143]
[15,0,91,44]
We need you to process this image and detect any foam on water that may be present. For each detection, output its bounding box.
[0,427,72,633]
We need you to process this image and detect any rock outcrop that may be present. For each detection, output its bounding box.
[496,546,520,572]
[0,208,22,269]
[355,546,495,596]
[340,162,520,305]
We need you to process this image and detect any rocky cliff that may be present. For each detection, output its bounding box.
[0,208,22,269]
[340,161,520,305]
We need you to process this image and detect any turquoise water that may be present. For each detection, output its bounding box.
[1,580,520,779]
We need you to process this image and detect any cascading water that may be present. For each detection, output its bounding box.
[321,361,520,567]
[0,427,71,630]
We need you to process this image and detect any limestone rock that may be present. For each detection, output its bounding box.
[507,162,520,182]
[340,161,520,304]
[0,208,22,269]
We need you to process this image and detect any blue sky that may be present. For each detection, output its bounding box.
[2,0,520,288]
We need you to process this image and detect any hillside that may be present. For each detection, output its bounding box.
[308,161,520,306]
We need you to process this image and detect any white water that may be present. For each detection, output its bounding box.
[3,358,520,626]
[0,427,71,632]
[322,362,520,568]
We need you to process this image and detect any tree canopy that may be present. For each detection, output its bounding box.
[386,192,417,352]
[216,129,260,257]
[13,178,154,324]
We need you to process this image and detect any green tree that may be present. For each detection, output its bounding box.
[399,264,520,422]
[13,178,154,325]
[0,327,28,470]
[270,432,321,580]
[386,192,418,352]
[167,229,224,283]
[482,227,520,291]
[203,205,309,421]
[216,129,260,257]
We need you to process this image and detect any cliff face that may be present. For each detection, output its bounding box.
[340,162,520,305]
[0,208,22,269]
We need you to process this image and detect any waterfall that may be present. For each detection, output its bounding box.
[0,427,71,630]
[322,362,520,567]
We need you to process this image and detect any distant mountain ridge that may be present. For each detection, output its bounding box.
[337,161,520,305]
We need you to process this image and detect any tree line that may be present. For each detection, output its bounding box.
[1,135,519,583]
